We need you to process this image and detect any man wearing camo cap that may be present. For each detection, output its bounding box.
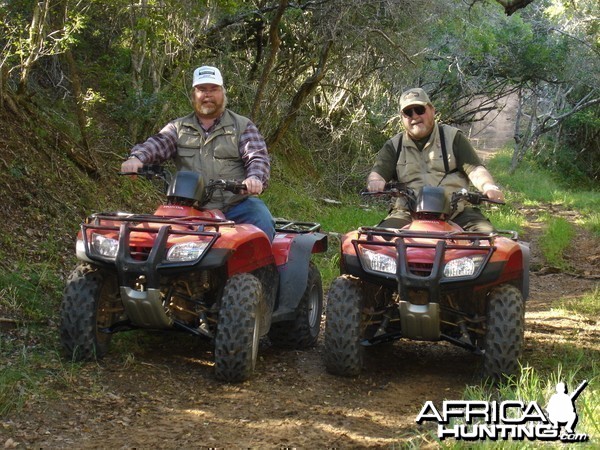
[366,87,504,232]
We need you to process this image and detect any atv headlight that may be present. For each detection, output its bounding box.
[167,241,209,262]
[443,255,485,278]
[359,247,397,274]
[91,233,119,258]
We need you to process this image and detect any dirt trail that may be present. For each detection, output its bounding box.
[3,224,598,449]
[2,99,599,448]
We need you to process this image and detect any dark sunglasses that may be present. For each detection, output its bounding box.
[402,105,427,118]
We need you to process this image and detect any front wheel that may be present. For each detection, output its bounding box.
[214,273,263,382]
[60,264,121,361]
[268,262,323,349]
[483,284,525,379]
[323,275,365,376]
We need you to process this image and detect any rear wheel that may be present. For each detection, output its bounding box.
[214,273,263,382]
[269,262,323,349]
[60,264,120,361]
[323,275,365,376]
[483,284,525,379]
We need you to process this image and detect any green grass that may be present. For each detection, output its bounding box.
[488,150,600,237]
[486,206,526,234]
[555,285,600,318]
[427,275,600,449]
[488,150,600,271]
[442,365,599,449]
[538,216,576,270]
[0,263,62,322]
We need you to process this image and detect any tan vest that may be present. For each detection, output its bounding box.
[391,124,469,217]
[172,110,249,210]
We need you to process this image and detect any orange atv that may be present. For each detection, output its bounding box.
[60,166,327,382]
[323,184,529,379]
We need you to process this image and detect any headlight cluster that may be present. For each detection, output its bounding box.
[443,255,485,278]
[89,233,209,263]
[92,233,119,258]
[359,247,397,274]
[166,241,210,262]
[358,244,485,279]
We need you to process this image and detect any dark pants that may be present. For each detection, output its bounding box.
[378,207,495,233]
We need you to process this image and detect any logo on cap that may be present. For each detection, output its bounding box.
[192,66,223,87]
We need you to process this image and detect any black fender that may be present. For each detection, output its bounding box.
[272,232,327,322]
[520,241,531,301]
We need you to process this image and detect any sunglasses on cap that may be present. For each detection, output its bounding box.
[402,105,427,118]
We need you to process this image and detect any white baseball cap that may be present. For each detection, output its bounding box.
[192,66,223,87]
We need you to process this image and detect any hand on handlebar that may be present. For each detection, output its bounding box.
[366,179,386,192]
[243,176,263,195]
[120,156,144,175]
[483,186,505,203]
[454,188,505,206]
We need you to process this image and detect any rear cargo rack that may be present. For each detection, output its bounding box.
[275,219,321,233]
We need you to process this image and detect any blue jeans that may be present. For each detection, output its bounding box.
[225,197,275,241]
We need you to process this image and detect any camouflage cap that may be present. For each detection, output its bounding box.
[400,88,431,111]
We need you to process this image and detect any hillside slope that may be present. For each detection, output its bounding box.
[0,107,159,275]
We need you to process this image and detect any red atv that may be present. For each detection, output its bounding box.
[323,184,529,379]
[60,166,327,382]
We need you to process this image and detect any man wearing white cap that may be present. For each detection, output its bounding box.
[121,65,275,239]
[366,87,504,232]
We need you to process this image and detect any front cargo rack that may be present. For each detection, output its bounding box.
[86,212,236,232]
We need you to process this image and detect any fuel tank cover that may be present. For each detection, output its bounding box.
[416,186,449,215]
[167,171,205,203]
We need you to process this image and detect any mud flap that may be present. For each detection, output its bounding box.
[272,232,327,322]
[520,241,531,300]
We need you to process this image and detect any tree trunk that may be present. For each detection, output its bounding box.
[129,0,149,144]
[18,0,50,95]
[250,0,288,121]
[267,39,333,151]
[64,50,91,153]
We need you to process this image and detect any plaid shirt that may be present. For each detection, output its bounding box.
[130,111,270,186]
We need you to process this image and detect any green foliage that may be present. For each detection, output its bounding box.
[530,144,594,189]
[556,285,600,317]
[457,364,598,449]
[488,150,600,232]
[539,216,575,270]
[486,207,525,234]
[0,365,31,417]
[1,0,599,435]
[0,263,62,322]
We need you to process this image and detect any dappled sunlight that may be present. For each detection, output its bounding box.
[177,400,415,447]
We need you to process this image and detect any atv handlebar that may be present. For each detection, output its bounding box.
[206,179,247,194]
[119,164,168,180]
[360,182,415,201]
[362,183,505,208]
[451,188,505,206]
[119,166,247,193]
